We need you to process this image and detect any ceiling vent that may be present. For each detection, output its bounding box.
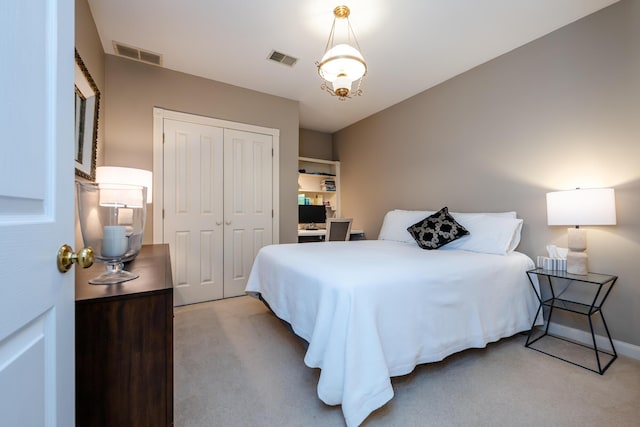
[268,50,298,67]
[112,41,163,66]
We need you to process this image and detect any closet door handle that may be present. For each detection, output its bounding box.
[215,221,222,226]
[225,220,232,225]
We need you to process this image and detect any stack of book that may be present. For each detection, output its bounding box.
[321,179,336,192]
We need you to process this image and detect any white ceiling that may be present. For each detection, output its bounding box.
[88,0,619,133]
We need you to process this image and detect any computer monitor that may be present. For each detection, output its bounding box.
[299,205,326,229]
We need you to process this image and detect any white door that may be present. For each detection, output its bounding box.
[223,129,273,297]
[0,0,75,425]
[157,111,277,305]
[163,119,225,305]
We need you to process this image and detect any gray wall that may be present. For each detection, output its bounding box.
[334,0,640,347]
[300,128,333,160]
[103,55,300,244]
[75,0,105,248]
[75,0,105,165]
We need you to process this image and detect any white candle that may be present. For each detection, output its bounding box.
[102,225,127,257]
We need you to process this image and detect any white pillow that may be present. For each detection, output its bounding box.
[378,209,516,243]
[441,214,523,255]
[378,209,435,243]
[378,209,522,255]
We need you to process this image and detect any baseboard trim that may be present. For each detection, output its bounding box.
[547,323,640,361]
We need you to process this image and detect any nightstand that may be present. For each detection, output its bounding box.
[525,268,617,374]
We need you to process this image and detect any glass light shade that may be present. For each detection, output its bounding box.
[96,166,153,203]
[333,75,352,94]
[77,182,147,284]
[318,43,366,82]
[546,188,616,226]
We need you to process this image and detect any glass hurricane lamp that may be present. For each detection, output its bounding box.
[77,182,147,284]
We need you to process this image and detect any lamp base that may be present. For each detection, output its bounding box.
[89,261,139,285]
[566,250,588,275]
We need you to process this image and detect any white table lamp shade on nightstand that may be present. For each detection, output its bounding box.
[546,188,616,275]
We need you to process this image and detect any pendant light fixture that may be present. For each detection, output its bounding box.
[317,5,367,100]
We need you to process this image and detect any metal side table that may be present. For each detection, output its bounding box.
[525,268,617,374]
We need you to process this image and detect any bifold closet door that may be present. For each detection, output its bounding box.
[163,119,225,305]
[163,120,274,304]
[223,129,273,297]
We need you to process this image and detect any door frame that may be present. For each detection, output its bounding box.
[152,107,280,245]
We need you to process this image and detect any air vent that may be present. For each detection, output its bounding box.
[268,50,298,67]
[112,41,163,66]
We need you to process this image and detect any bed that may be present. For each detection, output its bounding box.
[245,209,541,426]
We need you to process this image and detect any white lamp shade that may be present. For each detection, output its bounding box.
[318,43,366,82]
[546,188,616,226]
[96,166,153,203]
[98,183,146,208]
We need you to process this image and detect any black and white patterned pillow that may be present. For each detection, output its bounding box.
[406,207,470,250]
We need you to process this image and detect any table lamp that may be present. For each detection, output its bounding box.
[546,188,616,275]
[96,166,152,203]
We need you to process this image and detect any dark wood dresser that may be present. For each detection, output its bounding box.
[75,244,174,426]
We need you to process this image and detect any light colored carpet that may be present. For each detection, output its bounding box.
[174,296,640,427]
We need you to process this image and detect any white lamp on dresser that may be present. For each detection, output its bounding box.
[546,188,616,275]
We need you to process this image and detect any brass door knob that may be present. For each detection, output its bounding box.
[57,244,94,273]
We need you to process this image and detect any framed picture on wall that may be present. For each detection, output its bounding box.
[74,49,100,181]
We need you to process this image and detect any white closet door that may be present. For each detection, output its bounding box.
[223,129,274,297]
[163,119,224,305]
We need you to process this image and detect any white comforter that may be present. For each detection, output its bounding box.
[245,240,539,426]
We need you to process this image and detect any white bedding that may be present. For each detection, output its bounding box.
[245,240,539,426]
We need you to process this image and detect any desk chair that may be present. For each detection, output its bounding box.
[325,218,353,241]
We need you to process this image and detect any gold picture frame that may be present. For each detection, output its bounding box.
[74,49,100,181]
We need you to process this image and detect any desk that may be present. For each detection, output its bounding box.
[298,228,365,242]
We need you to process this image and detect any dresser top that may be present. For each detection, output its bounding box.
[75,244,173,302]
